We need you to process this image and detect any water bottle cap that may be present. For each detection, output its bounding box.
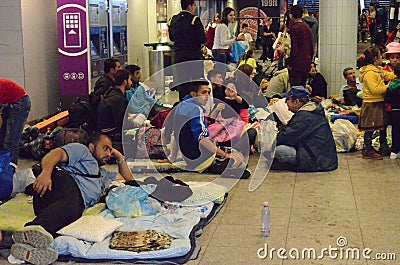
[263,201,269,206]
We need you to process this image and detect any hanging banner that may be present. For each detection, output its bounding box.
[57,0,89,96]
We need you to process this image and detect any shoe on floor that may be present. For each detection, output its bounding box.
[12,226,53,248]
[379,145,391,156]
[389,152,400,159]
[11,243,58,265]
[221,168,251,179]
[362,149,383,160]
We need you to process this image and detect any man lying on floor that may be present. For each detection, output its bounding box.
[0,132,134,265]
[270,86,338,172]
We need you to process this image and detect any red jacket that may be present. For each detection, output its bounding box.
[0,79,26,105]
[288,21,314,73]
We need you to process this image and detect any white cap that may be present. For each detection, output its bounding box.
[263,202,269,206]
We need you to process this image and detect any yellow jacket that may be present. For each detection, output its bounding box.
[238,58,257,74]
[359,64,396,102]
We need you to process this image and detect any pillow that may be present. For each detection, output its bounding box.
[57,215,123,242]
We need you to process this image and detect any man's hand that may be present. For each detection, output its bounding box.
[33,171,52,197]
[215,103,225,111]
[226,152,245,168]
[225,88,237,100]
[111,147,124,162]
[0,114,3,129]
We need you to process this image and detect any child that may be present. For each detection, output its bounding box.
[209,78,255,153]
[385,63,400,159]
[238,50,257,74]
[357,47,396,159]
[382,42,400,73]
[239,23,253,51]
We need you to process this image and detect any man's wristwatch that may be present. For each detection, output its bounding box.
[116,157,126,164]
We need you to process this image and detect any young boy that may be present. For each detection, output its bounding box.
[168,80,250,178]
[240,23,253,51]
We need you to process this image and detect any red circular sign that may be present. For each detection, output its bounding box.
[239,7,267,39]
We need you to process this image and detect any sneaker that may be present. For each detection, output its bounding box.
[362,149,383,160]
[390,152,400,159]
[11,243,58,265]
[12,226,53,248]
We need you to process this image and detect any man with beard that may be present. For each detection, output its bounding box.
[6,133,134,264]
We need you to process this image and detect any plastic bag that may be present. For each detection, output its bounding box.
[229,33,246,64]
[331,119,358,152]
[0,150,13,200]
[105,184,161,217]
[258,119,277,153]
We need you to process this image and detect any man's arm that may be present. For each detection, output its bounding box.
[33,148,68,197]
[199,138,243,168]
[194,17,207,44]
[277,112,315,146]
[111,148,134,181]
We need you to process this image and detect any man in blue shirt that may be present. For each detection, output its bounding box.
[337,67,363,107]
[169,80,250,178]
[6,133,134,265]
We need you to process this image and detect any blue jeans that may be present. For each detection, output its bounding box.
[2,95,31,165]
[274,145,296,164]
[212,51,228,79]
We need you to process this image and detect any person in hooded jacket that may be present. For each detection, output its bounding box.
[385,63,400,159]
[357,47,396,159]
[270,86,338,172]
[302,9,319,59]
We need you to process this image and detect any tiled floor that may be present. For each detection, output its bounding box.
[183,152,399,265]
[4,151,399,265]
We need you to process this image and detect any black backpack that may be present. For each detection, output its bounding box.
[67,97,97,133]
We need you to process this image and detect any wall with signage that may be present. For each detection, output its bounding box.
[238,0,281,39]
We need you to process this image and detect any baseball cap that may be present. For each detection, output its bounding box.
[282,86,310,99]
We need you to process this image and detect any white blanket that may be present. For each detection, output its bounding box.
[51,203,213,260]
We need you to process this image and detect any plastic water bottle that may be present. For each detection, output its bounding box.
[261,202,271,237]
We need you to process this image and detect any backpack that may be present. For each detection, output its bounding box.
[136,127,167,159]
[204,26,216,49]
[54,128,89,147]
[68,97,97,133]
[89,91,102,116]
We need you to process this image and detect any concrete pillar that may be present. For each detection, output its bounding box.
[319,0,358,96]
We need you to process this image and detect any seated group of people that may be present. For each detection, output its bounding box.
[92,59,170,145]
[0,57,342,265]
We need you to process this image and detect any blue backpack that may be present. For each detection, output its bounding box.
[0,150,13,201]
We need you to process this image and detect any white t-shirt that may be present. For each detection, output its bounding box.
[241,32,253,50]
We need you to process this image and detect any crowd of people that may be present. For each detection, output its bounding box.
[2,1,400,264]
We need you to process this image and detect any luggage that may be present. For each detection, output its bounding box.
[54,128,89,148]
[136,127,166,159]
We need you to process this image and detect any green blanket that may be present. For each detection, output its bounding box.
[0,194,106,231]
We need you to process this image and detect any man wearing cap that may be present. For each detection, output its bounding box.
[271,86,338,172]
